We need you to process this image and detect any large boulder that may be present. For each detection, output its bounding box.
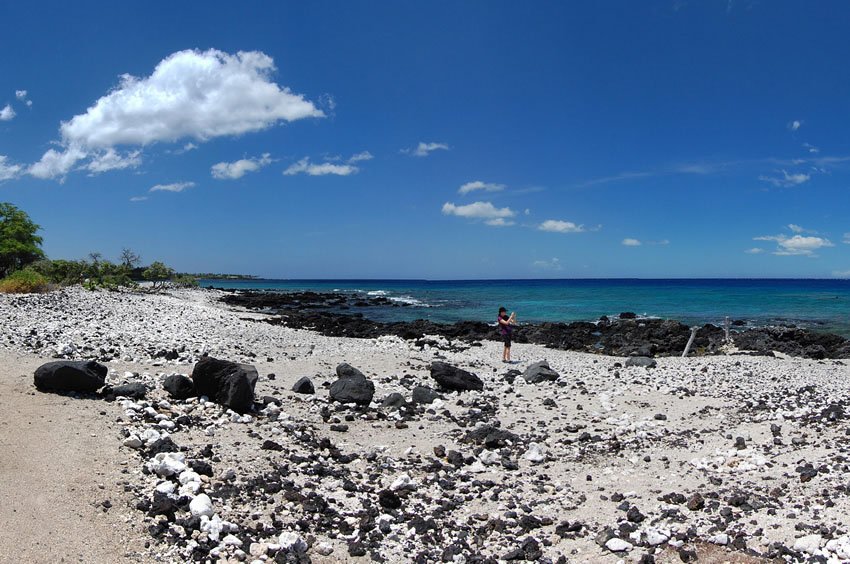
[291,376,315,394]
[163,374,196,400]
[34,360,107,393]
[522,361,560,384]
[191,357,258,413]
[329,363,374,405]
[625,356,657,368]
[412,385,441,405]
[430,362,483,392]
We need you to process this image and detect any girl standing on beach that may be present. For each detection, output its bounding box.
[498,307,516,362]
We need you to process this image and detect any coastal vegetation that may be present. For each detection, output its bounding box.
[0,202,197,293]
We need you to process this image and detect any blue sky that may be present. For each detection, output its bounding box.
[1,1,849,279]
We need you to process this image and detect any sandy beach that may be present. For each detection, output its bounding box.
[2,287,850,563]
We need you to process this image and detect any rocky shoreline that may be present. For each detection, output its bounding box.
[221,290,850,360]
[2,287,850,563]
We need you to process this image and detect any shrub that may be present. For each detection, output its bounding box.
[0,269,50,293]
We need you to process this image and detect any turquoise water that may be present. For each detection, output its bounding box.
[200,279,850,336]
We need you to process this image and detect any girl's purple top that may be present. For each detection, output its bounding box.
[498,315,512,335]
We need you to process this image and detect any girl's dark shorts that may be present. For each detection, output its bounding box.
[503,334,512,347]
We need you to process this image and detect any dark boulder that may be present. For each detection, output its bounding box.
[411,385,441,404]
[430,362,483,392]
[191,357,258,413]
[522,360,560,383]
[163,374,196,400]
[291,376,315,394]
[625,356,657,368]
[34,360,107,393]
[112,382,147,399]
[381,392,405,409]
[329,363,374,405]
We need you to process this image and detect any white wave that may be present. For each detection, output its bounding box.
[367,290,388,296]
[389,295,431,307]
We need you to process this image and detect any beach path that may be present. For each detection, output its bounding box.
[0,353,144,563]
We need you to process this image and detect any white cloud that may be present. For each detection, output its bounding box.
[405,141,449,157]
[844,233,850,244]
[129,196,148,202]
[86,148,142,174]
[745,247,765,254]
[538,219,585,233]
[347,151,373,163]
[789,120,802,131]
[183,143,198,152]
[211,153,272,180]
[0,104,15,121]
[754,232,834,256]
[485,218,515,227]
[532,258,562,271]
[150,181,195,193]
[15,90,27,100]
[28,146,87,179]
[833,270,850,278]
[788,224,805,233]
[650,239,670,246]
[0,156,22,181]
[803,142,819,154]
[758,170,810,187]
[622,238,642,246]
[458,180,506,195]
[59,49,323,149]
[284,157,358,177]
[442,201,516,221]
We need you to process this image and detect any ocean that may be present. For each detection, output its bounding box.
[199,278,850,337]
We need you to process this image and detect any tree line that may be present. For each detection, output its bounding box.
[0,202,197,293]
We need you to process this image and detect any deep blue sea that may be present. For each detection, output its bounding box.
[199,279,850,337]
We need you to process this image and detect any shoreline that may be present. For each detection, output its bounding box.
[2,286,850,562]
[220,289,850,360]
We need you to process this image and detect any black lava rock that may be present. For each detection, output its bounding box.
[522,360,560,383]
[191,357,258,413]
[34,360,107,393]
[163,374,196,400]
[411,385,440,405]
[329,363,375,405]
[430,361,483,392]
[291,376,315,394]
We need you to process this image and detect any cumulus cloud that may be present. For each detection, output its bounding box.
[0,156,22,181]
[86,149,142,174]
[789,120,802,131]
[347,151,373,163]
[0,104,15,121]
[61,49,323,149]
[30,49,323,180]
[485,218,515,227]
[283,157,358,177]
[622,238,642,246]
[754,231,834,256]
[458,180,506,195]
[745,247,765,254]
[758,170,810,187]
[441,201,516,223]
[404,141,449,157]
[211,153,273,180]
[150,181,195,193]
[28,146,87,180]
[538,219,585,233]
[532,258,562,271]
[15,90,26,100]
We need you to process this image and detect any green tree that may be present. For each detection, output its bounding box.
[0,203,45,277]
[143,261,175,290]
